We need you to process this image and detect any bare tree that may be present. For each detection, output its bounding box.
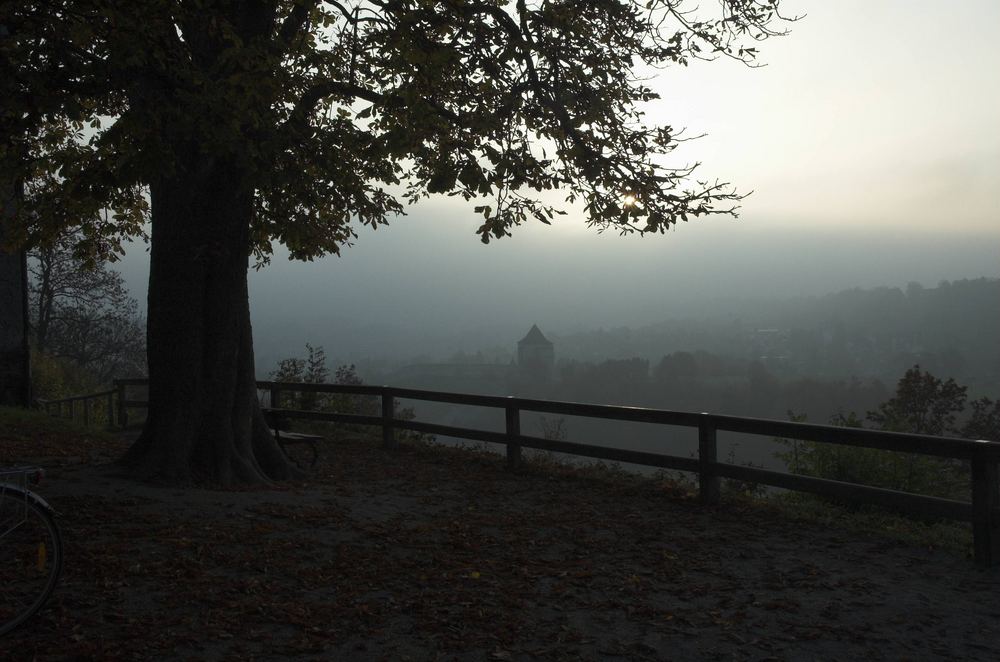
[28,230,145,385]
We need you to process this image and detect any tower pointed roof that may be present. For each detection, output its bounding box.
[518,324,552,347]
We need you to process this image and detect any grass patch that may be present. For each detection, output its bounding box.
[0,409,976,558]
[760,491,973,556]
[403,436,974,555]
[0,405,127,465]
[650,465,976,556]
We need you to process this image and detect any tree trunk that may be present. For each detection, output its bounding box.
[33,250,52,353]
[121,157,296,485]
[0,174,31,407]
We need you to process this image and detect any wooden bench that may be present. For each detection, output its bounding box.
[263,408,324,468]
[271,429,324,468]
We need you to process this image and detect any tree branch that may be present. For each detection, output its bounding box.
[286,78,463,132]
[277,0,320,52]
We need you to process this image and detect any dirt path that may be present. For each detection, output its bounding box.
[4,435,1000,661]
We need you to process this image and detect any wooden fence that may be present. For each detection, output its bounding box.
[37,389,118,429]
[97,379,1000,566]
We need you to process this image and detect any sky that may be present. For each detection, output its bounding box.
[649,0,1000,234]
[114,0,1000,368]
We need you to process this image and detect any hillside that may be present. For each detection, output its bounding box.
[550,278,1000,394]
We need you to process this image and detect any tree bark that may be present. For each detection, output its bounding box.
[0,171,31,407]
[121,156,296,485]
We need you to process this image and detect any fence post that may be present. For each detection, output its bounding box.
[971,445,999,567]
[106,391,115,430]
[382,387,396,449]
[506,399,521,470]
[68,399,75,421]
[270,385,282,410]
[83,399,90,427]
[698,414,720,505]
[116,381,128,428]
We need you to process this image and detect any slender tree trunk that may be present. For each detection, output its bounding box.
[34,251,52,353]
[121,156,296,485]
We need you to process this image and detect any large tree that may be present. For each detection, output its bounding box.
[1,0,791,485]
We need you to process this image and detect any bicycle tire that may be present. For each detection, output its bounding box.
[0,490,63,636]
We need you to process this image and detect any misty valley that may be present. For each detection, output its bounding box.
[264,278,999,479]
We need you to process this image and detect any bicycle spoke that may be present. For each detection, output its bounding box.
[0,488,62,636]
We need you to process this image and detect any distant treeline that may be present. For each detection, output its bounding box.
[524,352,890,427]
[550,278,1000,396]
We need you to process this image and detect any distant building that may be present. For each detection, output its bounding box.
[390,362,512,390]
[749,327,789,364]
[517,324,555,380]
[387,325,556,393]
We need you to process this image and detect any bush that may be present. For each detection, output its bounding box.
[269,345,429,443]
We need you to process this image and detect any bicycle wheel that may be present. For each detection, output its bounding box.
[0,490,63,636]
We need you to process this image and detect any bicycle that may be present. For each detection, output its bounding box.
[0,467,63,636]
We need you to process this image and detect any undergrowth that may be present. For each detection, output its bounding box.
[0,405,125,465]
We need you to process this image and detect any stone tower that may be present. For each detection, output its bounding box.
[517,324,554,380]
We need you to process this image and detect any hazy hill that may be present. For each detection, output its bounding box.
[549,278,1000,394]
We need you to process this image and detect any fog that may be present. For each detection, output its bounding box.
[108,0,1000,372]
[114,212,999,371]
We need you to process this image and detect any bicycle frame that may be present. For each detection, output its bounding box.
[0,469,56,539]
[0,482,58,540]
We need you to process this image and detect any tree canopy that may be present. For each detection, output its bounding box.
[3,0,792,260]
[866,365,968,437]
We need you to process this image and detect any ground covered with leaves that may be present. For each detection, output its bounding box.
[3,410,1000,660]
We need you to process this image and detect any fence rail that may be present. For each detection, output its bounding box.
[37,389,118,429]
[99,378,1000,566]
